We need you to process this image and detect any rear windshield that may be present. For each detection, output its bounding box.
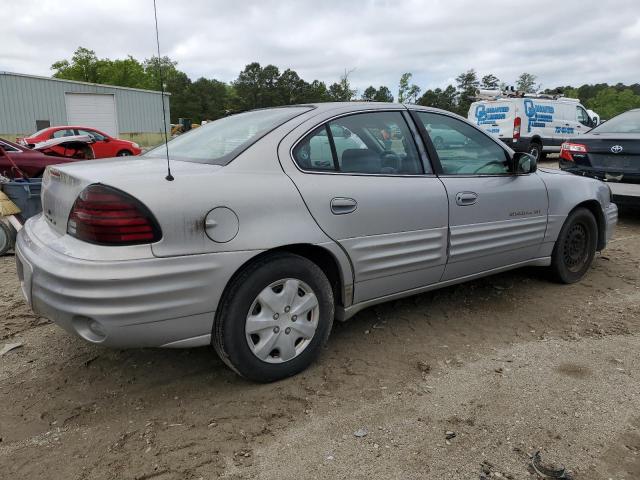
[145,106,312,165]
[591,110,640,134]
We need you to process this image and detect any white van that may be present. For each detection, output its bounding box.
[468,92,598,161]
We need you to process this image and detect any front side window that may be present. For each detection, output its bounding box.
[77,129,106,141]
[576,107,591,127]
[145,106,312,165]
[293,111,424,175]
[415,112,509,175]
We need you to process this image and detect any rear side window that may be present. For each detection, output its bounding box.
[52,129,75,138]
[293,111,425,175]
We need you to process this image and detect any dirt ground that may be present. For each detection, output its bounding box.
[1,175,639,479]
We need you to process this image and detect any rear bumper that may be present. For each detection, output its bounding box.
[559,161,640,184]
[15,217,258,348]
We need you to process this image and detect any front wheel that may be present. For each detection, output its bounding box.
[213,253,334,382]
[550,208,598,283]
[116,150,133,157]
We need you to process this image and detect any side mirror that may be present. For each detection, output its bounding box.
[103,137,110,142]
[0,145,8,158]
[513,152,537,174]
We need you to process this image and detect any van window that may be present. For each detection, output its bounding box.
[576,106,591,127]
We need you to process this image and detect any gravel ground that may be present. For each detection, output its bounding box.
[1,178,639,479]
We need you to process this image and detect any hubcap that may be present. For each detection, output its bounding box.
[563,223,589,272]
[245,278,320,364]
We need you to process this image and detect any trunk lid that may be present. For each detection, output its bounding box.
[42,157,221,236]
[574,133,640,175]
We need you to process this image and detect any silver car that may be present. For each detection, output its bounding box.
[15,103,618,382]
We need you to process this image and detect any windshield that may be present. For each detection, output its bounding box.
[591,109,640,134]
[145,107,312,164]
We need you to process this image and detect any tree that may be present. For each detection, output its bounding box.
[328,69,356,101]
[303,80,330,103]
[455,69,480,115]
[374,86,394,102]
[277,69,308,105]
[51,47,101,83]
[417,85,457,112]
[361,85,394,102]
[481,74,500,90]
[398,72,421,103]
[98,56,147,88]
[361,86,378,101]
[586,87,640,119]
[516,73,538,93]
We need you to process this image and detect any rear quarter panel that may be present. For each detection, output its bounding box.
[536,168,611,250]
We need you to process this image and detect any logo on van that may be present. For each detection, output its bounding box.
[523,99,554,133]
[474,104,509,126]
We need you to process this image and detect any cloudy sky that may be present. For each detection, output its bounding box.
[3,0,640,93]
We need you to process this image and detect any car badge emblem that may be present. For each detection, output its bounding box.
[611,145,623,154]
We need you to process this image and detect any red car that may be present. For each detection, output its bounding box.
[0,137,90,178]
[18,126,141,158]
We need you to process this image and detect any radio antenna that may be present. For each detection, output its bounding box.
[153,0,173,181]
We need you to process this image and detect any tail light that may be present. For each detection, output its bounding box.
[513,117,521,140]
[67,184,161,245]
[559,142,587,162]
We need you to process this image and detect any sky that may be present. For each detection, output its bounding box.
[2,0,640,94]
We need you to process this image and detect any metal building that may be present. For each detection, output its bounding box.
[0,72,170,147]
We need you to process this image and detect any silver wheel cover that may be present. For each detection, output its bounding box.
[245,278,320,364]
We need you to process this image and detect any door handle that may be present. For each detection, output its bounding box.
[455,192,478,206]
[331,197,357,215]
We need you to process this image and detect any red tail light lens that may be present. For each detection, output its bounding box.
[559,142,587,162]
[513,117,521,140]
[67,184,161,245]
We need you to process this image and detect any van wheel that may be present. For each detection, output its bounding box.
[528,141,546,161]
[550,208,597,283]
[212,253,334,382]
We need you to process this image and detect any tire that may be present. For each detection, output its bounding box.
[550,208,598,283]
[433,136,444,149]
[528,140,545,161]
[213,252,335,382]
[0,222,15,256]
[116,150,133,157]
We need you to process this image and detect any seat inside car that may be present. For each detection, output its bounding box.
[341,148,381,173]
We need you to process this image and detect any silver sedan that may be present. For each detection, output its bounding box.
[15,102,618,382]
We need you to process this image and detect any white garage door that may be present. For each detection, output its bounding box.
[65,93,118,137]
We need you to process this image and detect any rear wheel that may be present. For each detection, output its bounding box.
[528,140,546,161]
[550,208,598,283]
[213,253,334,382]
[433,136,444,149]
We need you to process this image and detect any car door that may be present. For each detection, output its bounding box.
[574,105,593,136]
[411,110,549,281]
[76,129,111,157]
[279,109,449,304]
